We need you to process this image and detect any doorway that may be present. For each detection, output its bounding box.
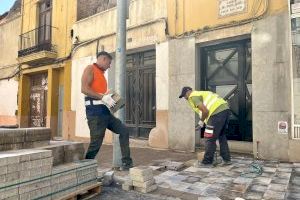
[201,40,252,141]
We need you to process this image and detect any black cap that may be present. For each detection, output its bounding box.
[179,86,192,98]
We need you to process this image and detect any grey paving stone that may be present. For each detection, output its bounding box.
[244,192,264,200]
[277,167,293,173]
[160,170,180,177]
[286,192,300,199]
[260,172,275,178]
[291,176,300,186]
[229,183,249,193]
[193,171,210,178]
[198,197,222,200]
[214,177,233,184]
[287,185,300,193]
[157,181,171,189]
[271,177,290,185]
[263,166,277,173]
[248,184,268,192]
[253,177,272,185]
[187,182,209,193]
[279,163,294,168]
[294,168,300,173]
[182,176,200,184]
[169,175,187,182]
[169,181,191,192]
[200,177,220,184]
[220,190,244,200]
[275,172,291,179]
[268,183,288,192]
[293,163,300,167]
[200,187,222,197]
[263,190,286,200]
[233,177,253,185]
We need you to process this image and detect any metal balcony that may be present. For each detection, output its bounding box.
[18,25,57,59]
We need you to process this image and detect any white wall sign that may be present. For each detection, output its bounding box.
[278,121,288,134]
[219,0,247,17]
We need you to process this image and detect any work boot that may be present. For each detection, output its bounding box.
[197,161,215,168]
[120,162,133,171]
[219,160,232,167]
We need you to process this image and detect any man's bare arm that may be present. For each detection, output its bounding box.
[81,65,104,100]
[198,104,209,122]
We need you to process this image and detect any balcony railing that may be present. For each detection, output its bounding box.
[18,25,57,57]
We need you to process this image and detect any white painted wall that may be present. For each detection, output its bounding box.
[156,42,169,110]
[0,79,18,116]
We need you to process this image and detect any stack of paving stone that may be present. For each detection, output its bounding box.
[129,166,157,193]
[0,128,99,199]
[51,160,98,199]
[0,128,50,151]
[36,141,85,166]
[0,149,53,200]
[51,163,78,199]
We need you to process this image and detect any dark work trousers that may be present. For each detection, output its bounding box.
[85,105,132,166]
[202,109,231,164]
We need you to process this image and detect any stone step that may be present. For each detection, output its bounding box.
[34,141,85,166]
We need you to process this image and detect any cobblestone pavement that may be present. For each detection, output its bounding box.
[92,184,180,200]
[153,157,300,200]
[92,145,300,200]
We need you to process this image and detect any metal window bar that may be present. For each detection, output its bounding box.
[292,30,300,46]
[18,25,57,57]
[293,124,300,139]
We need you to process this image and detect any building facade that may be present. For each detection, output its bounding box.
[0,0,21,126]
[69,0,300,162]
[70,0,167,144]
[17,0,76,138]
[163,0,300,162]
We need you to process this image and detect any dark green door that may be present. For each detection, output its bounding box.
[201,40,252,141]
[125,50,156,138]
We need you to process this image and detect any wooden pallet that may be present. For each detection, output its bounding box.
[57,182,102,200]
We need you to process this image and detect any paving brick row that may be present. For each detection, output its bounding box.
[151,158,299,200]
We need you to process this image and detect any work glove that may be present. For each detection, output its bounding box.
[102,94,116,108]
[198,120,205,128]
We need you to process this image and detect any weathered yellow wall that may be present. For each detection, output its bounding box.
[0,17,21,67]
[21,0,77,58]
[167,0,288,36]
[18,74,30,127]
[19,0,75,136]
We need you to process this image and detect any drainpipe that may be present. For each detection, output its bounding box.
[113,0,128,169]
[288,0,295,139]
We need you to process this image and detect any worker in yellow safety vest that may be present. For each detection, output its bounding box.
[179,86,231,167]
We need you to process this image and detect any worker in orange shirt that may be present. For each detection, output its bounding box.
[81,51,133,170]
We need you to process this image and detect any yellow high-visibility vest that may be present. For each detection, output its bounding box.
[188,91,227,123]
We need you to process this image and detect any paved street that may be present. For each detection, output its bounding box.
[93,145,300,200]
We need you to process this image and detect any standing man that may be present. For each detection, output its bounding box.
[179,86,231,166]
[81,51,133,170]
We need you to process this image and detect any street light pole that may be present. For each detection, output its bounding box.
[113,0,128,169]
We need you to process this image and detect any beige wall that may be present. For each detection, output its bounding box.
[0,16,21,125]
[167,0,287,36]
[0,16,20,67]
[71,0,168,140]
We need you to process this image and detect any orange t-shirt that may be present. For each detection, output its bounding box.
[90,63,107,94]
